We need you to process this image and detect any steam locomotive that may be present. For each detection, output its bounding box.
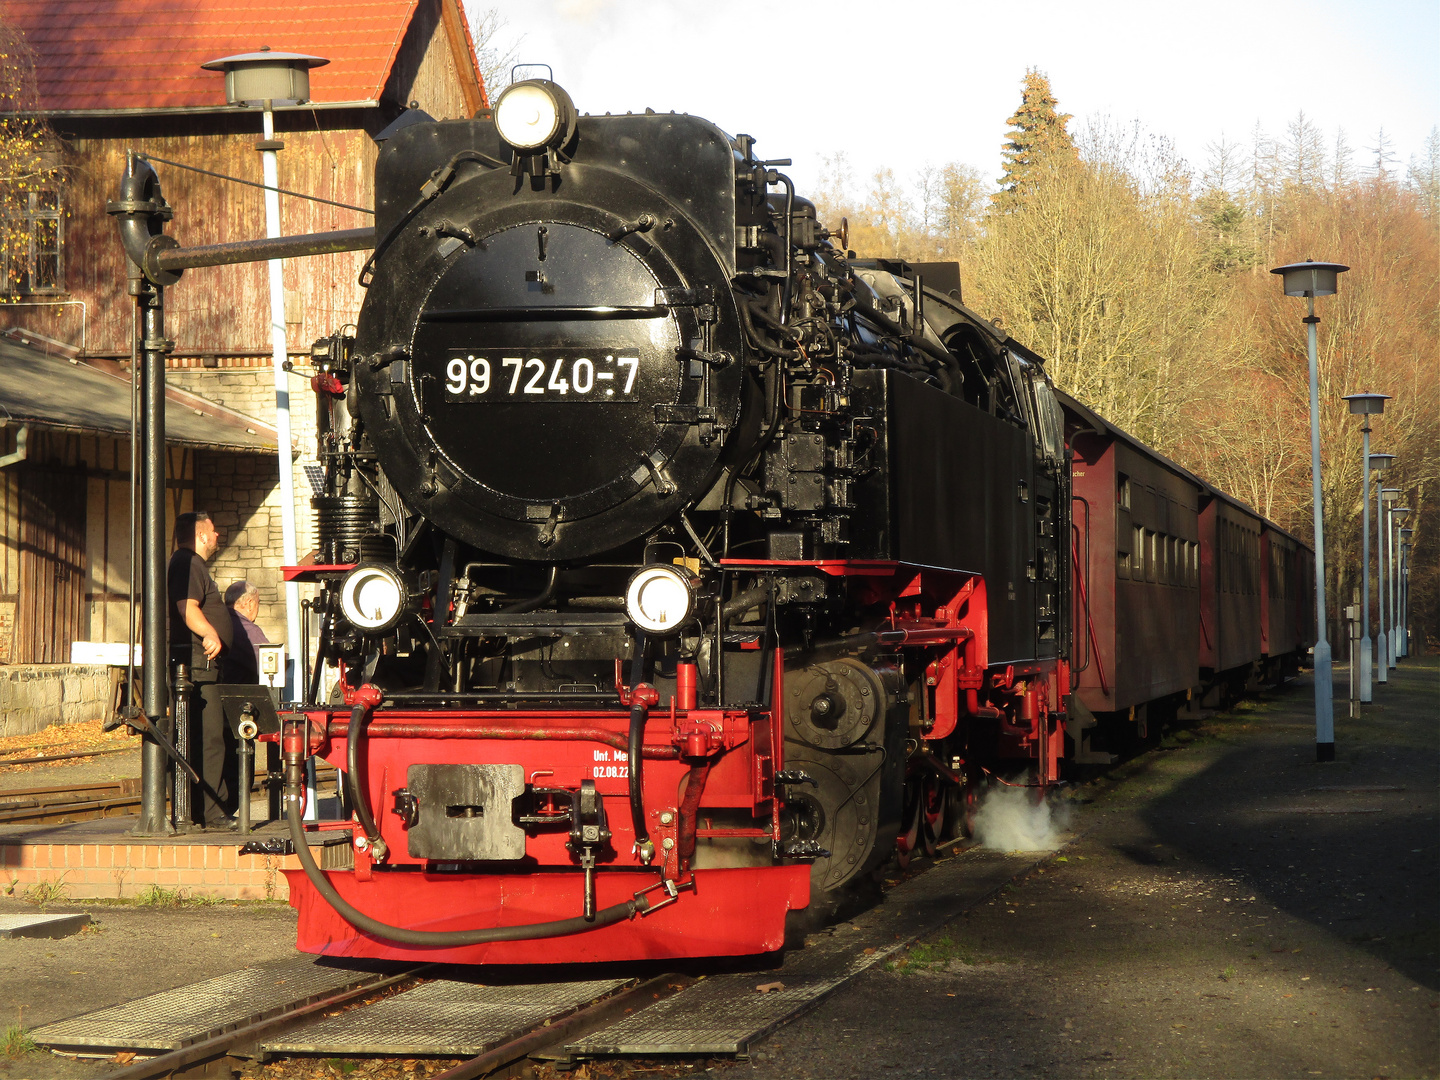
[278,79,1312,964]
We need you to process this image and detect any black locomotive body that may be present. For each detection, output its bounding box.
[273,82,1304,964]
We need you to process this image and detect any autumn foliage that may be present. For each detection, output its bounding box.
[0,21,61,293]
[815,72,1439,648]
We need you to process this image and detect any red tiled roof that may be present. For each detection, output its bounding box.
[0,0,425,113]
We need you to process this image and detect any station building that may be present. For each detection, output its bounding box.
[0,0,486,733]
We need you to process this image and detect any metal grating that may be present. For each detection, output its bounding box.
[32,955,385,1051]
[0,912,90,939]
[264,978,627,1056]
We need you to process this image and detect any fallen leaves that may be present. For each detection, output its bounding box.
[755,982,785,994]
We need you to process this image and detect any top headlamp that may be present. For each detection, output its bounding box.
[494,79,577,152]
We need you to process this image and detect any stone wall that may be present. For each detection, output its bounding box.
[170,369,320,646]
[0,665,116,737]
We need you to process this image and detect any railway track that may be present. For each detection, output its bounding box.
[0,779,143,824]
[33,832,1047,1080]
[0,770,341,825]
[99,968,695,1080]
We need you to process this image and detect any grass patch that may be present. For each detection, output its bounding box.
[1219,965,1237,981]
[1,1024,35,1059]
[325,1059,360,1075]
[23,875,68,907]
[134,884,224,907]
[887,934,1014,973]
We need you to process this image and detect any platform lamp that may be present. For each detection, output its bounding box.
[1272,260,1348,761]
[1398,527,1413,657]
[1387,506,1410,669]
[200,49,328,710]
[1343,394,1389,704]
[1377,487,1400,682]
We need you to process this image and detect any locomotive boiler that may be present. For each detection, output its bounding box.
[280,78,1074,964]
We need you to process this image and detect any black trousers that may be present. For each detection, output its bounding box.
[189,678,236,826]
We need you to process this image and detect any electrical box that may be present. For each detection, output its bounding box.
[256,643,285,690]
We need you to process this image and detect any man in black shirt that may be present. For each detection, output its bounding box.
[167,511,234,829]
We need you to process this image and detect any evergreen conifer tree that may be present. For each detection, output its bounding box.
[992,69,1077,209]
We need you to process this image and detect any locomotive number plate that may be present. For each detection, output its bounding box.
[441,350,640,401]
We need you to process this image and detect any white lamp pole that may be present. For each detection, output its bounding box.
[1367,453,1394,688]
[1378,487,1399,681]
[1399,528,1412,657]
[1388,507,1410,667]
[1272,260,1348,762]
[1344,395,1388,704]
[201,49,328,704]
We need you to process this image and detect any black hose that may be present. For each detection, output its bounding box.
[721,586,769,622]
[627,633,650,852]
[738,300,799,359]
[499,565,559,614]
[775,171,795,323]
[285,792,640,946]
[628,701,649,850]
[345,704,384,852]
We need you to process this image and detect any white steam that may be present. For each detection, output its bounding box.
[972,784,1073,852]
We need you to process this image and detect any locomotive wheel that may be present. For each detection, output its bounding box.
[922,779,947,856]
[895,786,922,869]
[779,750,883,892]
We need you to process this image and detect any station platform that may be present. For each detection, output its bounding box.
[0,815,348,901]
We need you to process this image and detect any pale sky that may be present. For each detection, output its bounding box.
[482,0,1439,200]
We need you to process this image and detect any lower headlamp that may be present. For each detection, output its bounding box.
[338,564,407,633]
[625,565,695,635]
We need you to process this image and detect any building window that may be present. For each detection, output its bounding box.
[2,189,63,294]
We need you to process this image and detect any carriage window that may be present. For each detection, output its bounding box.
[1146,530,1157,583]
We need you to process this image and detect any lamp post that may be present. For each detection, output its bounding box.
[1377,487,1399,682]
[1388,507,1410,668]
[1399,527,1412,657]
[1369,457,1394,682]
[1271,260,1347,761]
[201,49,328,706]
[1343,394,1388,703]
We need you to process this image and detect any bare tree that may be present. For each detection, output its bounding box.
[463,4,523,99]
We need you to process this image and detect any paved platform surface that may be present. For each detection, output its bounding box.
[721,658,1439,1080]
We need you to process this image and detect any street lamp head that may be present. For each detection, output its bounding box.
[201,49,330,108]
[1343,392,1390,415]
[1271,259,1349,297]
[1368,452,1396,472]
[1381,488,1401,503]
[1390,507,1411,520]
